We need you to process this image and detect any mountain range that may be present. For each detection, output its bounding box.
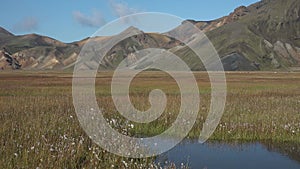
[0,0,299,71]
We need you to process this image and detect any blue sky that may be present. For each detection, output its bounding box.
[1,0,258,42]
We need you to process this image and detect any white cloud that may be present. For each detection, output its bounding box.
[109,0,139,17]
[73,10,106,28]
[13,17,38,32]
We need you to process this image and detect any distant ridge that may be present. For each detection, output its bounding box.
[0,0,299,71]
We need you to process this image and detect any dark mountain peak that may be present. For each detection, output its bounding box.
[126,26,140,31]
[248,0,272,10]
[122,26,143,35]
[232,5,250,16]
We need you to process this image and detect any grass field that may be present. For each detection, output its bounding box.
[0,71,299,168]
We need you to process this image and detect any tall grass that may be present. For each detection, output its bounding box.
[0,71,299,168]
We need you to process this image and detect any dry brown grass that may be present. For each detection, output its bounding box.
[0,71,299,168]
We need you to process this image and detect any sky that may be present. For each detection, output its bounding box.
[1,0,259,42]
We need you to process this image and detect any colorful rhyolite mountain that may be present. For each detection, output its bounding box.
[0,0,299,71]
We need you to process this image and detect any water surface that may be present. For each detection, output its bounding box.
[156,139,300,169]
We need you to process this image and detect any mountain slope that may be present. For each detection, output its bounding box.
[0,27,180,70]
[0,31,81,70]
[191,0,300,70]
[0,0,299,71]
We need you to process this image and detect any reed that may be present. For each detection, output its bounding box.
[0,71,299,168]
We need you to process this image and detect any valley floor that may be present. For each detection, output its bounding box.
[0,71,299,168]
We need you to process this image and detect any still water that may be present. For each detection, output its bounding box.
[156,139,300,169]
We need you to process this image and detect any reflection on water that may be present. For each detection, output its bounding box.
[262,141,300,164]
[155,139,300,169]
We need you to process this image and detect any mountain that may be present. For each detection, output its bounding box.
[0,0,299,71]
[189,0,300,70]
[0,27,180,70]
[0,31,81,70]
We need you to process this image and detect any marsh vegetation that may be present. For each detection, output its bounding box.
[0,71,299,168]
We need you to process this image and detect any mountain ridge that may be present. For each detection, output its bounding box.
[186,0,300,70]
[0,0,299,71]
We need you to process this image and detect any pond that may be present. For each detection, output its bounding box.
[155,139,300,169]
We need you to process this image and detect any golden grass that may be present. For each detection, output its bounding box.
[0,71,299,168]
